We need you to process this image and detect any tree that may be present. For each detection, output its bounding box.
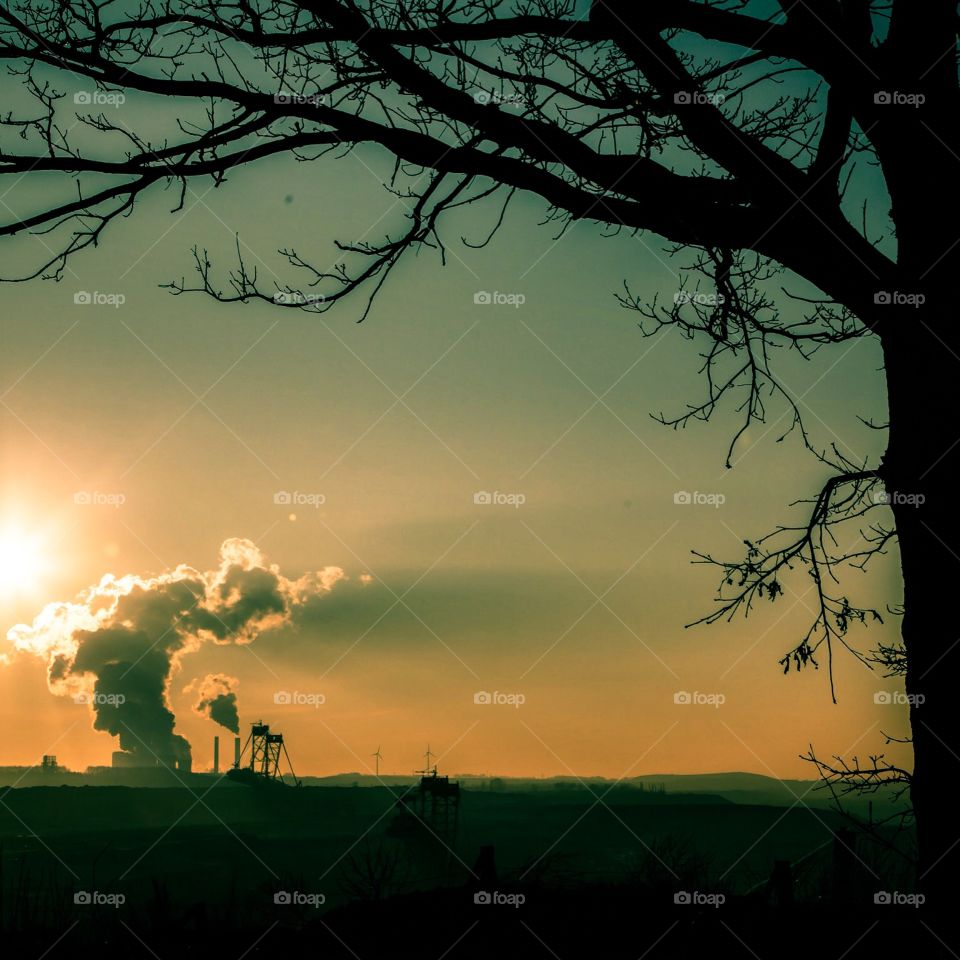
[0,0,956,900]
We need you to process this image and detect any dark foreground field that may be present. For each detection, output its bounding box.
[0,784,938,958]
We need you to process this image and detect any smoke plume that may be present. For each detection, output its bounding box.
[6,539,347,770]
[188,673,240,733]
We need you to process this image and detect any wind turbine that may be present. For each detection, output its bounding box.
[414,743,436,778]
[371,745,383,777]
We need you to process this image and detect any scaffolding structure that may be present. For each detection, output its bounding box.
[250,723,285,779]
[393,748,461,844]
[227,721,300,786]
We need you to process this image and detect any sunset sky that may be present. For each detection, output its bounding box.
[0,143,905,780]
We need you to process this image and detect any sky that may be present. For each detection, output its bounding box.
[0,107,908,781]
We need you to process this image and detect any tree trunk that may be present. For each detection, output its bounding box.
[883,307,960,905]
[874,19,960,897]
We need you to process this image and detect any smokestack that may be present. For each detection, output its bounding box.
[213,735,220,774]
[234,736,241,768]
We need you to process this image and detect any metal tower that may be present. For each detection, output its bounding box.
[228,721,300,786]
[250,722,284,780]
[392,745,461,846]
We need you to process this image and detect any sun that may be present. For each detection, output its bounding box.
[0,524,47,600]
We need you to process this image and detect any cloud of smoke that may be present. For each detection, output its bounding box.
[6,539,348,769]
[187,673,240,734]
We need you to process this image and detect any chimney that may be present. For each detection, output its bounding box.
[213,735,220,775]
[234,736,241,768]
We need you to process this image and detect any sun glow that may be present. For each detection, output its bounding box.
[0,524,48,600]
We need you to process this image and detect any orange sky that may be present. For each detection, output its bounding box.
[0,155,907,781]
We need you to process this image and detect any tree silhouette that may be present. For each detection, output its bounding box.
[1,0,956,901]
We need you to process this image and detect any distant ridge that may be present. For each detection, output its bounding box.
[0,766,907,815]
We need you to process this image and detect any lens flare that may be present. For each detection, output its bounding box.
[0,525,47,600]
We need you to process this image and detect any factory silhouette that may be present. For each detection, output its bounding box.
[2,719,462,814]
[5,721,303,785]
[5,718,471,865]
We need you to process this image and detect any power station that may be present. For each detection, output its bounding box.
[111,750,191,772]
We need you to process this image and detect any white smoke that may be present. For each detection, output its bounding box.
[5,538,349,767]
